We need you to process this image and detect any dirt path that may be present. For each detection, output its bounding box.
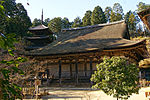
[23,87,149,100]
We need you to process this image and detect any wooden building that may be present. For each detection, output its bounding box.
[25,24,53,50]
[25,10,53,51]
[138,8,150,81]
[25,20,148,84]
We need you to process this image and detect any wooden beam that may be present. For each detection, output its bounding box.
[59,60,62,85]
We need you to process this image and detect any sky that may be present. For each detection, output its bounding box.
[16,0,150,22]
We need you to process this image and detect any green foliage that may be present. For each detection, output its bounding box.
[110,3,123,22]
[48,17,62,33]
[62,17,70,29]
[113,3,123,16]
[82,10,92,26]
[91,6,106,25]
[72,17,82,28]
[0,3,26,99]
[44,18,50,26]
[0,1,4,17]
[0,1,31,38]
[104,7,112,23]
[137,2,150,12]
[0,58,25,99]
[0,33,17,49]
[32,18,50,27]
[0,33,26,99]
[91,57,140,100]
[110,11,122,22]
[124,11,140,37]
[32,18,42,27]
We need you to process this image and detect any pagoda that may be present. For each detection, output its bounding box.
[25,10,53,50]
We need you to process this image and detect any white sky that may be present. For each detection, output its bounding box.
[16,0,150,22]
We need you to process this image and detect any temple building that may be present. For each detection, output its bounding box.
[25,24,53,50]
[24,20,148,84]
[25,10,53,50]
[138,8,150,81]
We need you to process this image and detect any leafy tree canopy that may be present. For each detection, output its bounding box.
[91,57,139,100]
[0,1,26,99]
[113,3,124,15]
[48,17,62,33]
[91,6,106,25]
[137,2,150,12]
[0,0,31,38]
[82,10,92,26]
[110,3,123,22]
[72,17,82,28]
[62,17,70,29]
[124,10,140,37]
[32,18,42,27]
[105,7,112,23]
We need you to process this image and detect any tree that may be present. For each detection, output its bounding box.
[137,24,143,36]
[104,7,112,23]
[82,10,92,26]
[124,11,140,37]
[137,2,150,12]
[0,1,26,99]
[1,1,31,37]
[2,0,16,17]
[72,17,82,28]
[5,3,31,37]
[91,57,139,100]
[136,2,150,36]
[32,18,50,27]
[0,1,4,17]
[110,11,122,22]
[128,13,137,37]
[62,17,70,29]
[32,18,42,27]
[113,3,123,16]
[48,17,62,33]
[43,18,50,26]
[91,6,106,25]
[110,3,123,22]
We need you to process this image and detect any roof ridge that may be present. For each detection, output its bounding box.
[62,20,125,31]
[29,24,48,30]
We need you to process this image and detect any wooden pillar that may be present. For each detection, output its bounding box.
[84,59,87,77]
[75,59,79,85]
[90,57,93,86]
[59,59,62,85]
[70,60,72,79]
[90,58,93,77]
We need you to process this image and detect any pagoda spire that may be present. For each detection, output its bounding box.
[41,9,43,24]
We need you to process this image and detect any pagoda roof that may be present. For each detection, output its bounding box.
[25,36,50,40]
[25,20,146,57]
[29,24,49,31]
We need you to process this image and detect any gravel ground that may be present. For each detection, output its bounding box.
[23,87,150,100]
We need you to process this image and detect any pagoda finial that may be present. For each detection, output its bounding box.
[41,9,43,24]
